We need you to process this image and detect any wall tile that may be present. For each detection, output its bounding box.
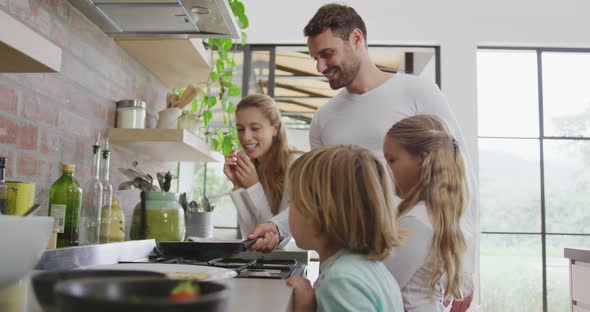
[0,84,18,114]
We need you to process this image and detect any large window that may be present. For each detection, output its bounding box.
[477,48,590,312]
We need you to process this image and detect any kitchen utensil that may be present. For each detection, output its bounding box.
[156,172,166,191]
[118,168,143,181]
[176,85,199,109]
[131,161,151,181]
[55,278,229,312]
[200,196,212,212]
[163,171,172,192]
[156,237,262,261]
[118,180,135,190]
[22,203,41,217]
[32,270,164,311]
[179,192,189,213]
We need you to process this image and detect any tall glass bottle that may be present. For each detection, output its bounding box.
[79,134,103,245]
[49,164,82,247]
[99,137,113,243]
[0,157,7,215]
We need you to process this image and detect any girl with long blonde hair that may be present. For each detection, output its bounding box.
[286,145,404,312]
[224,94,300,243]
[383,114,468,312]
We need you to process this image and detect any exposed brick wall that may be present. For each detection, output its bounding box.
[0,0,173,227]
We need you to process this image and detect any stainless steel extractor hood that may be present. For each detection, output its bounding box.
[66,0,241,39]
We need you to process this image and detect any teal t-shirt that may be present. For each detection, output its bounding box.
[315,249,404,312]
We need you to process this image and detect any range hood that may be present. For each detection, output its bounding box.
[66,0,241,39]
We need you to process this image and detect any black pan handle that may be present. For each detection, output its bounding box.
[241,236,264,251]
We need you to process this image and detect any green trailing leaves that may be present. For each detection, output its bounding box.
[188,0,248,154]
[229,85,240,96]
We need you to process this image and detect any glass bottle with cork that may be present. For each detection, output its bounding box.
[48,163,82,247]
[79,134,103,245]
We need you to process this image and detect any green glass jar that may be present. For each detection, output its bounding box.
[130,192,185,242]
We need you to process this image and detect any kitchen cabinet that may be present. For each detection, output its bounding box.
[565,248,590,312]
[107,128,222,162]
[0,10,62,72]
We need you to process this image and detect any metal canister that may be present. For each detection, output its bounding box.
[6,181,35,215]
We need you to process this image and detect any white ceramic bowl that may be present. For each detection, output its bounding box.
[0,215,53,289]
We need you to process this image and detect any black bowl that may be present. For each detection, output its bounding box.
[32,270,164,312]
[55,277,229,312]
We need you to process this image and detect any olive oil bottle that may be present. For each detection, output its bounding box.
[48,164,82,247]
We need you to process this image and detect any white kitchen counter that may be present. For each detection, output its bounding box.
[1,273,295,312]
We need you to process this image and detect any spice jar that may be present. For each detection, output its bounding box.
[116,100,146,128]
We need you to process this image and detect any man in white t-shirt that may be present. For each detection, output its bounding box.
[247,4,476,307]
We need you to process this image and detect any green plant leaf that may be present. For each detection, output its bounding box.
[191,98,198,113]
[238,15,249,29]
[209,71,218,82]
[203,110,212,127]
[211,137,219,150]
[241,32,248,45]
[215,59,224,74]
[228,101,236,113]
[222,135,234,155]
[221,39,232,51]
[229,85,240,97]
[206,96,216,109]
[221,72,232,85]
[230,1,244,17]
[223,115,228,126]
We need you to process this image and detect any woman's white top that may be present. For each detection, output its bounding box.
[384,201,445,312]
[228,154,297,242]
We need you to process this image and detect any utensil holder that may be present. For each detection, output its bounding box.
[186,211,213,239]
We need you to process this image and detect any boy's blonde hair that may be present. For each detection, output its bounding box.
[386,114,467,301]
[287,145,402,260]
[236,94,299,215]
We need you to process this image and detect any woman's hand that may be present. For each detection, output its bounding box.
[234,151,259,189]
[223,150,242,189]
[287,276,316,312]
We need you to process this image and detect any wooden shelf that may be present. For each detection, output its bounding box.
[107,128,222,162]
[0,10,62,72]
[116,38,210,88]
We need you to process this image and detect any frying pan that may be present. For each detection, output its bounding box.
[55,277,228,312]
[32,270,164,311]
[156,238,261,261]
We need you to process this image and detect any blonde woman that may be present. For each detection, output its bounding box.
[286,145,404,312]
[383,115,469,312]
[224,94,300,247]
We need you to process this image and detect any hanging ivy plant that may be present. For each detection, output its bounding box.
[185,0,248,156]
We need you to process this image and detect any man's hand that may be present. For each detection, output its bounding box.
[287,276,316,312]
[234,151,259,189]
[247,222,280,253]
